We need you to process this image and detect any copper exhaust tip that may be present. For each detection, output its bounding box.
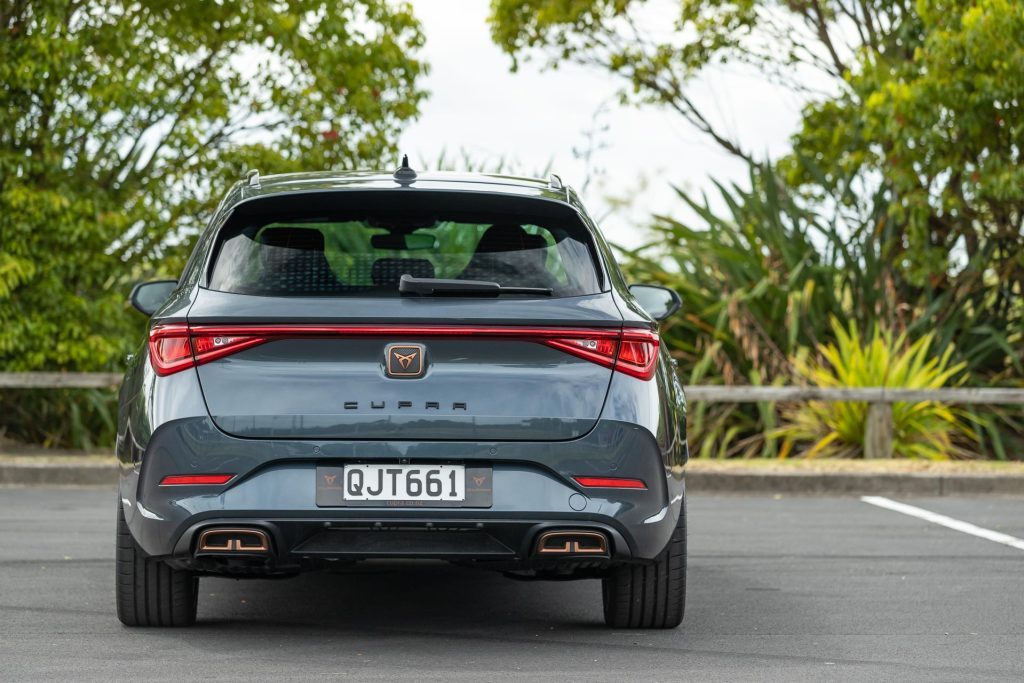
[535,530,609,556]
[197,528,271,553]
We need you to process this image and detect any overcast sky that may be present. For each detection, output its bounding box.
[397,0,815,248]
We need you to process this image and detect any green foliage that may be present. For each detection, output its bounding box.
[619,163,884,457]
[0,0,426,448]
[787,0,1024,290]
[489,0,1024,298]
[0,388,117,450]
[488,0,910,160]
[617,163,1023,459]
[776,320,968,460]
[1,0,426,372]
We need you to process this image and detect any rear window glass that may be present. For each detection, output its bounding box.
[207,194,602,298]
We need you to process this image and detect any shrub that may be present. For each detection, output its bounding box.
[776,320,970,459]
[617,163,1022,459]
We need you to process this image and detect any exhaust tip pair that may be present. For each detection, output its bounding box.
[195,527,609,559]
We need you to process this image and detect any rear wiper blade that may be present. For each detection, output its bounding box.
[398,274,553,297]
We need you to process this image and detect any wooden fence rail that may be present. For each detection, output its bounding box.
[2,373,1022,459]
[0,372,123,389]
[683,386,1024,405]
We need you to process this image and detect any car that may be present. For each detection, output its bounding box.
[115,159,688,628]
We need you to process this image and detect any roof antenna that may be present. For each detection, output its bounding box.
[393,154,417,184]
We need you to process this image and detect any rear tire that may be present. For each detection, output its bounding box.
[602,494,686,629]
[116,501,198,627]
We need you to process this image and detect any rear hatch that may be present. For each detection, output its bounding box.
[159,189,656,441]
[179,291,634,440]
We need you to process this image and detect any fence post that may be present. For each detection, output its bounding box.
[864,401,894,459]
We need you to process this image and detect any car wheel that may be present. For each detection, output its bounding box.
[116,501,198,627]
[602,494,686,629]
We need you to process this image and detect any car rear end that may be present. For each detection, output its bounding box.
[116,175,687,628]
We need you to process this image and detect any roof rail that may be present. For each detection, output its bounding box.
[245,169,261,189]
[548,173,563,191]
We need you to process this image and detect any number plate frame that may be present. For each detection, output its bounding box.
[315,464,493,508]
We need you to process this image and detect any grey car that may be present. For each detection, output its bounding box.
[116,161,688,629]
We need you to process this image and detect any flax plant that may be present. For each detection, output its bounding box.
[776,320,970,459]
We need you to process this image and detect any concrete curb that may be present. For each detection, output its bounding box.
[2,462,1023,495]
[0,463,119,487]
[685,471,1024,496]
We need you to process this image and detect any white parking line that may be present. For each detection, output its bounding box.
[861,495,1024,551]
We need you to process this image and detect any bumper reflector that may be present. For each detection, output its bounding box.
[572,476,647,490]
[159,474,235,486]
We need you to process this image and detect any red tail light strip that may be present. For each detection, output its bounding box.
[149,324,659,380]
[159,474,235,486]
[573,476,648,490]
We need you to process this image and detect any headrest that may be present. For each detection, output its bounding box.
[522,233,547,251]
[371,258,436,286]
[475,223,539,253]
[258,227,326,251]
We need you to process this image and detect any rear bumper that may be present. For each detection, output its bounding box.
[119,416,682,566]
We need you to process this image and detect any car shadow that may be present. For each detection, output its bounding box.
[195,560,606,633]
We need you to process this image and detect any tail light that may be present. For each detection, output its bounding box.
[148,324,659,380]
[149,324,267,376]
[542,329,658,380]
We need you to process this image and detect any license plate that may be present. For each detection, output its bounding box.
[344,464,464,501]
[316,464,493,508]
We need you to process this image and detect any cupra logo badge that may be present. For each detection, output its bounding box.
[385,343,426,378]
[393,351,417,369]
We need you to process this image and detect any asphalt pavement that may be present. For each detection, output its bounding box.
[1,488,1022,681]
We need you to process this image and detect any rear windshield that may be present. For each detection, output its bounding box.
[207,192,602,298]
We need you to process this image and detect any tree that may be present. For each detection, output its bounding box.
[0,0,426,371]
[788,0,1024,293]
[488,0,904,163]
[487,0,1024,295]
